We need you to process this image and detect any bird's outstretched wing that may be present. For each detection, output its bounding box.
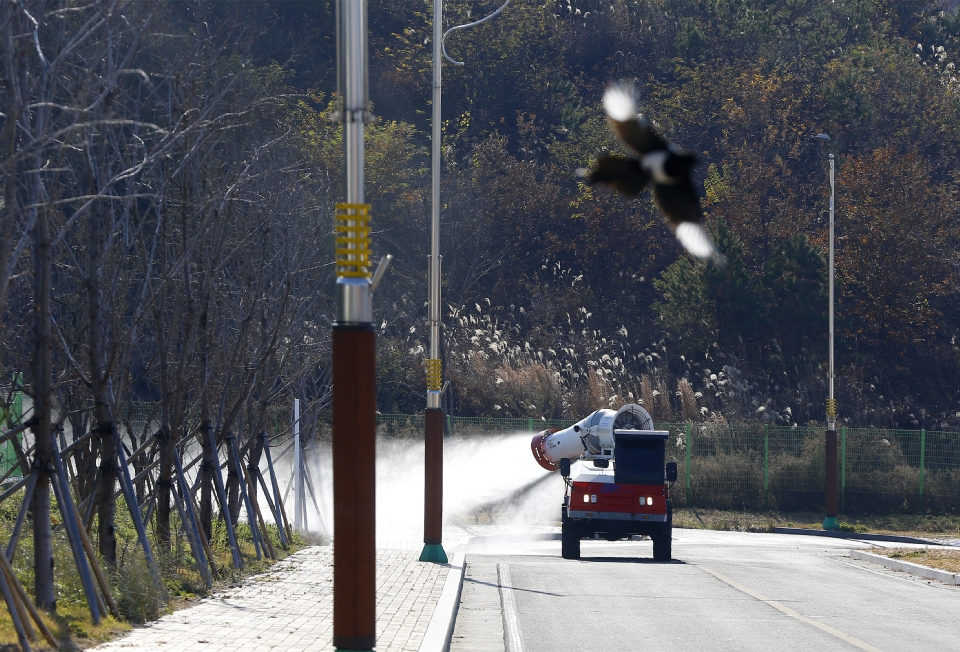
[602,83,668,155]
[585,155,650,197]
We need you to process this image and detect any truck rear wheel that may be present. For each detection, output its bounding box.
[652,523,672,561]
[561,522,580,560]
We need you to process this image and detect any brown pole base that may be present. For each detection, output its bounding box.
[333,324,376,650]
[824,428,839,530]
[420,408,445,563]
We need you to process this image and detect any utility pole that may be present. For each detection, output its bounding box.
[420,0,512,566]
[817,135,839,531]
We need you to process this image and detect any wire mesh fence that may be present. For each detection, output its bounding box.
[68,406,960,516]
[362,413,960,515]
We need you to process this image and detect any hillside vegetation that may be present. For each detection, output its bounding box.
[2,0,959,442]
[332,1,960,428]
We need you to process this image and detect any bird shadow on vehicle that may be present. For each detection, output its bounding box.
[577,557,686,565]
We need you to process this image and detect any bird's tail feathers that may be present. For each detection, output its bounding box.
[603,82,639,122]
[675,222,722,262]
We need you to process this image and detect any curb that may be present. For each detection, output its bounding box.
[418,552,466,652]
[850,549,959,585]
[771,527,940,545]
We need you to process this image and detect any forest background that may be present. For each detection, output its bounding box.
[3,0,960,453]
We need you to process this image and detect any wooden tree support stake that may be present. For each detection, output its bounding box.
[51,442,102,624]
[115,433,164,593]
[208,429,243,570]
[227,434,264,560]
[241,463,278,559]
[0,531,58,648]
[70,497,120,619]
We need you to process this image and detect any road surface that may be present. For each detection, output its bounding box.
[450,528,960,652]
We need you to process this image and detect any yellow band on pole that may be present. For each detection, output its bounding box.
[826,398,838,419]
[425,358,442,392]
[335,203,372,278]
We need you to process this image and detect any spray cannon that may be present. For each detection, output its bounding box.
[531,404,679,562]
[531,404,654,471]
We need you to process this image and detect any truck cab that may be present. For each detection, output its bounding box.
[560,429,677,560]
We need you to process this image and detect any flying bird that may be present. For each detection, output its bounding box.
[581,82,722,263]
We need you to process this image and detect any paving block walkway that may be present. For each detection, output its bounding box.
[94,547,447,651]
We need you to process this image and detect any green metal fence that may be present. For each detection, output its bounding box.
[111,405,960,515]
[360,414,960,515]
[0,377,24,481]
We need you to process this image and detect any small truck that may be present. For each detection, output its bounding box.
[531,404,677,560]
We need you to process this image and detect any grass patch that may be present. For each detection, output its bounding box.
[879,547,960,574]
[673,508,960,538]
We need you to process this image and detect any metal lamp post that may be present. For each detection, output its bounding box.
[420,0,447,566]
[420,0,511,565]
[817,134,839,531]
[332,1,390,648]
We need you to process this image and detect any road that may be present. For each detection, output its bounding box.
[449,528,960,652]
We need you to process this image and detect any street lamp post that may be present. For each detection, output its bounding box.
[817,135,839,531]
[331,1,386,649]
[420,0,447,565]
[420,0,511,565]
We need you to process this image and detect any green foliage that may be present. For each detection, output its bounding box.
[278,0,960,428]
[654,219,764,353]
[761,233,827,359]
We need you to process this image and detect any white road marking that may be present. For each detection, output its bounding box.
[498,563,524,652]
[699,565,884,652]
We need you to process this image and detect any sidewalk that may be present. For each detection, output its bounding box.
[94,546,451,651]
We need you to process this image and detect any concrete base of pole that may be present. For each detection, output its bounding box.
[419,543,448,564]
[822,516,840,531]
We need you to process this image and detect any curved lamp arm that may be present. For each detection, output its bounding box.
[441,0,511,66]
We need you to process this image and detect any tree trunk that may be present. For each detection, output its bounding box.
[226,433,241,525]
[153,266,174,550]
[155,425,175,550]
[247,434,264,504]
[88,200,119,565]
[31,205,55,612]
[199,418,214,541]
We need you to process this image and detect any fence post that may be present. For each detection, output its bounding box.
[684,423,692,503]
[919,428,926,512]
[840,427,847,513]
[528,417,534,433]
[446,414,451,435]
[763,425,769,511]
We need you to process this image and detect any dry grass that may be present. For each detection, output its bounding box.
[877,548,960,574]
[0,607,130,651]
[677,379,700,422]
[673,508,960,539]
[673,508,822,532]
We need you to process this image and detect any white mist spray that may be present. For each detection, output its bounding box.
[286,433,563,546]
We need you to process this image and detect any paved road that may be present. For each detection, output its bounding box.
[450,529,960,652]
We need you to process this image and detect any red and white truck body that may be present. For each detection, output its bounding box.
[530,404,676,560]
